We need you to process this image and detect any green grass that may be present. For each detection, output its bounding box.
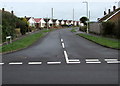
[71,28,77,32]
[77,33,120,49]
[0,29,52,53]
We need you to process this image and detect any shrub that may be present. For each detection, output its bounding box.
[102,21,115,36]
[79,25,87,32]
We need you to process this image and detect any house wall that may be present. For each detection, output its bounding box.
[89,22,102,34]
[28,18,35,27]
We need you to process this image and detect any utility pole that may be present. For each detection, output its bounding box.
[73,8,74,26]
[83,1,89,34]
[51,8,54,29]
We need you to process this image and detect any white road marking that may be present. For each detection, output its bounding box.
[86,59,99,62]
[63,51,80,64]
[47,62,61,64]
[67,61,80,64]
[0,63,4,65]
[86,61,101,63]
[61,39,63,42]
[28,62,42,65]
[105,59,118,61]
[9,62,23,65]
[62,43,65,48]
[107,61,120,64]
[64,51,69,63]
[68,59,80,62]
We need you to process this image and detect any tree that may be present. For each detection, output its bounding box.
[80,17,89,25]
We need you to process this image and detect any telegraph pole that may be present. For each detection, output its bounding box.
[51,8,54,28]
[73,8,74,26]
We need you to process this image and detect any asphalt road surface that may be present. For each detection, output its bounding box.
[2,28,119,85]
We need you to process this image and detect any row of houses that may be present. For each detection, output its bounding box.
[25,16,81,29]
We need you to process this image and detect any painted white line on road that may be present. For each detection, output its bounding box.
[86,61,101,64]
[107,61,120,64]
[68,59,80,62]
[105,59,118,61]
[0,63,4,65]
[47,62,61,64]
[64,51,69,63]
[62,43,65,48]
[9,62,23,65]
[86,59,99,62]
[61,39,63,42]
[67,61,80,64]
[28,62,42,65]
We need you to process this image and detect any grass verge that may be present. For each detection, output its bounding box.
[0,29,52,53]
[71,28,77,32]
[77,33,120,49]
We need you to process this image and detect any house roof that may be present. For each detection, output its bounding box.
[34,18,42,23]
[25,17,31,21]
[98,7,120,22]
[44,18,50,22]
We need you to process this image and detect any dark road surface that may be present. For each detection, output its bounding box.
[2,28,119,84]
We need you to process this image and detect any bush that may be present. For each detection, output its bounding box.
[79,25,87,32]
[102,21,115,36]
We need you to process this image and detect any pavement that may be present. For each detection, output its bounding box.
[1,28,119,85]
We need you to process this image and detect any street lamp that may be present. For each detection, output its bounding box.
[83,1,89,34]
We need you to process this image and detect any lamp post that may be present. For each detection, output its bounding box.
[83,1,89,34]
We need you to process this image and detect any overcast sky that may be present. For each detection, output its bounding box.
[0,0,119,21]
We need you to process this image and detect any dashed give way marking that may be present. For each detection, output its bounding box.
[9,62,23,65]
[28,62,42,65]
[47,62,61,64]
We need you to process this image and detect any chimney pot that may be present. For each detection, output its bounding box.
[113,6,116,11]
[104,11,107,15]
[108,9,111,14]
[2,8,4,12]
[11,10,14,15]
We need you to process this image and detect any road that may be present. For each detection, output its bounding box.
[2,28,119,85]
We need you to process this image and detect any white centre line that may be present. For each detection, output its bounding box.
[9,62,23,65]
[67,61,81,64]
[28,62,42,65]
[86,61,101,64]
[62,43,65,48]
[64,51,69,63]
[47,62,61,64]
[61,39,63,42]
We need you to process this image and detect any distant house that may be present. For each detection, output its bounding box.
[98,6,120,24]
[64,20,69,26]
[52,19,60,26]
[25,17,35,27]
[34,18,46,29]
[59,20,65,26]
[76,21,80,26]
[68,20,73,25]
[44,18,53,28]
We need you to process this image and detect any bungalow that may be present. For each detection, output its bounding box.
[68,20,73,25]
[64,20,69,26]
[52,19,60,26]
[34,18,46,29]
[44,18,53,28]
[98,6,120,24]
[59,20,65,26]
[25,17,35,27]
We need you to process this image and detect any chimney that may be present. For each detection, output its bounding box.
[11,10,14,15]
[104,11,107,15]
[108,9,111,14]
[113,6,116,11]
[2,8,4,12]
